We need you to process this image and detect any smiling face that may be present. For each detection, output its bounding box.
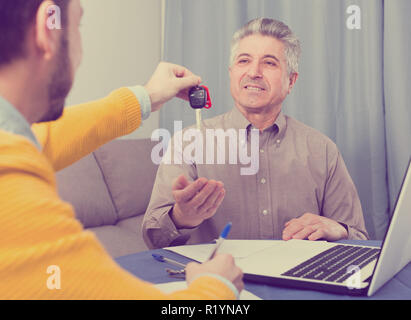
[229,34,297,114]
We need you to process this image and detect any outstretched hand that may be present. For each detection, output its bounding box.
[170,175,225,229]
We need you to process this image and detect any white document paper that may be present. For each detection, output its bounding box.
[155,281,262,300]
[165,240,283,263]
[164,239,332,276]
[234,239,334,276]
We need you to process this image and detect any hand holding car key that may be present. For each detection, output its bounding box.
[189,85,212,129]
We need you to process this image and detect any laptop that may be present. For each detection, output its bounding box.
[242,158,411,296]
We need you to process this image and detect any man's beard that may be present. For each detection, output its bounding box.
[38,33,73,123]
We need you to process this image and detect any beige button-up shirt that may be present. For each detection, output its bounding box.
[142,107,369,249]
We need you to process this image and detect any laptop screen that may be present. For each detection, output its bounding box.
[367,158,411,296]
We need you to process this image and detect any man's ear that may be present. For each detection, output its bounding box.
[288,72,299,94]
[34,0,60,61]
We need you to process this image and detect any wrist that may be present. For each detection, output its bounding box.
[143,85,162,113]
[170,204,201,229]
[170,204,186,229]
[338,222,349,239]
[127,85,152,120]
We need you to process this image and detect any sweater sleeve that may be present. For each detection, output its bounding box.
[0,136,237,300]
[31,88,142,172]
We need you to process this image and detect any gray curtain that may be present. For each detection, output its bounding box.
[161,0,411,240]
[384,0,411,214]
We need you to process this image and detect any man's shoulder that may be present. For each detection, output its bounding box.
[285,115,337,146]
[284,114,340,160]
[0,129,37,150]
[175,110,235,134]
[202,110,233,130]
[0,130,51,170]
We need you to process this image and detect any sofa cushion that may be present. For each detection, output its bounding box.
[89,215,147,258]
[56,153,118,228]
[93,139,159,220]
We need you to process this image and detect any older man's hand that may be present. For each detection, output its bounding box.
[170,175,225,229]
[282,213,348,241]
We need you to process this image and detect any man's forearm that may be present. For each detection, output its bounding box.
[32,88,143,171]
[142,205,194,249]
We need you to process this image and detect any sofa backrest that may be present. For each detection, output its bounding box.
[56,139,159,228]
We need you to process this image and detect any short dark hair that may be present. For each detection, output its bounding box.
[0,0,70,67]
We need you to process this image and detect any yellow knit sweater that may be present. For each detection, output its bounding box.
[0,88,235,300]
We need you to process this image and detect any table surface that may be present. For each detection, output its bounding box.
[115,240,411,300]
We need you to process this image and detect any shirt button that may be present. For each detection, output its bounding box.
[276,139,281,144]
[262,209,268,215]
[260,149,264,153]
[260,178,266,184]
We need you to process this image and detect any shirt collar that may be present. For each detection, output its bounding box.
[275,111,287,140]
[228,106,287,137]
[227,106,253,130]
[0,95,41,149]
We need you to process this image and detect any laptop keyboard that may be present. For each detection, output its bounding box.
[282,245,380,283]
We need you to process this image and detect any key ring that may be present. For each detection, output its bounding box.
[166,268,186,279]
[202,86,212,109]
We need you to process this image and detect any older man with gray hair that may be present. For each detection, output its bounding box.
[142,18,369,249]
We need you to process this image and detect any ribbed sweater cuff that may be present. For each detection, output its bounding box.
[112,88,142,135]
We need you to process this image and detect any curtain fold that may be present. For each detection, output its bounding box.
[383,0,411,213]
[162,0,411,239]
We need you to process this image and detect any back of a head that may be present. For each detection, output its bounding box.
[0,0,69,68]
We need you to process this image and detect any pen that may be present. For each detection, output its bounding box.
[207,222,232,260]
[152,254,187,269]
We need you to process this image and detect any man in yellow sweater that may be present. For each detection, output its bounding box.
[0,0,243,299]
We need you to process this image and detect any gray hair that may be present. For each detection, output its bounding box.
[229,18,301,75]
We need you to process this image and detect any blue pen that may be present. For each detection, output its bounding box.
[152,253,186,268]
[207,222,232,260]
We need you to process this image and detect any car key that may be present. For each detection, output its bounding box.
[189,85,212,130]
